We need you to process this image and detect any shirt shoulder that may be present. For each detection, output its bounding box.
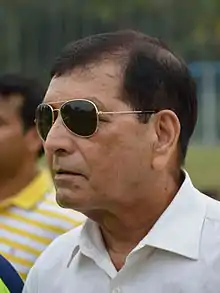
[205,195,220,222]
[24,224,84,292]
[25,224,83,288]
[200,194,220,262]
[37,224,83,267]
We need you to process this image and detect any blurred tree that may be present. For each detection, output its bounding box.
[0,0,220,79]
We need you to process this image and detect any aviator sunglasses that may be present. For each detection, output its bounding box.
[35,99,156,140]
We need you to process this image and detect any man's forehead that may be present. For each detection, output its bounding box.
[44,61,122,105]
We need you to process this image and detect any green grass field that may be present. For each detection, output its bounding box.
[186,146,220,190]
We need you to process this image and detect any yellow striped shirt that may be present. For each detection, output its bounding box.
[0,169,86,280]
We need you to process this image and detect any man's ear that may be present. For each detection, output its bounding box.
[151,110,180,170]
[24,127,43,155]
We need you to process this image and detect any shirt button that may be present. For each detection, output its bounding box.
[112,287,121,293]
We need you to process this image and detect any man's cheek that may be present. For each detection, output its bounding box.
[44,151,53,168]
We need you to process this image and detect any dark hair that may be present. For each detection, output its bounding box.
[0,73,45,157]
[51,30,197,164]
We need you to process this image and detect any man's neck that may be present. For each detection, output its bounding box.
[0,163,39,203]
[91,172,182,271]
[99,204,167,270]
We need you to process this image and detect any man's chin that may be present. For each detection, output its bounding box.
[55,188,86,210]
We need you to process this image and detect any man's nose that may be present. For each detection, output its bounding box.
[44,117,77,155]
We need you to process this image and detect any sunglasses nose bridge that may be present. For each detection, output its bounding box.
[52,108,60,123]
[46,108,70,142]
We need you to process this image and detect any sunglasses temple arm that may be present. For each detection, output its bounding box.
[98,110,155,115]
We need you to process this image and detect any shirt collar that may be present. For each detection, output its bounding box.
[137,171,207,260]
[77,171,207,262]
[0,169,54,210]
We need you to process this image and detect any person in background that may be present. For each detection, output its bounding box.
[0,74,85,280]
[0,254,23,293]
[23,30,220,292]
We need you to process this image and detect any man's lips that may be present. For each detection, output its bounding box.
[53,169,86,179]
[56,170,80,175]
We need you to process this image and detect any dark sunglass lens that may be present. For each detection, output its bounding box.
[35,104,53,140]
[61,100,98,136]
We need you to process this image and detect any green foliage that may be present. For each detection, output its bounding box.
[1,0,220,81]
[186,146,220,189]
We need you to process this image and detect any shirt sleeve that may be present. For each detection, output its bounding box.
[0,255,23,293]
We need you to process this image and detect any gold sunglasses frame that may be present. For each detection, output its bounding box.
[35,98,156,140]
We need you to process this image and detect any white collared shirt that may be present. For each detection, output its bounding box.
[23,173,220,292]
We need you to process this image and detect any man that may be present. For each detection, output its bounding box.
[0,255,23,293]
[0,74,85,280]
[24,30,220,292]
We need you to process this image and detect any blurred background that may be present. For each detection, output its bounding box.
[0,0,219,194]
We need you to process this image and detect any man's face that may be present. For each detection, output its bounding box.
[44,61,158,214]
[0,96,27,179]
